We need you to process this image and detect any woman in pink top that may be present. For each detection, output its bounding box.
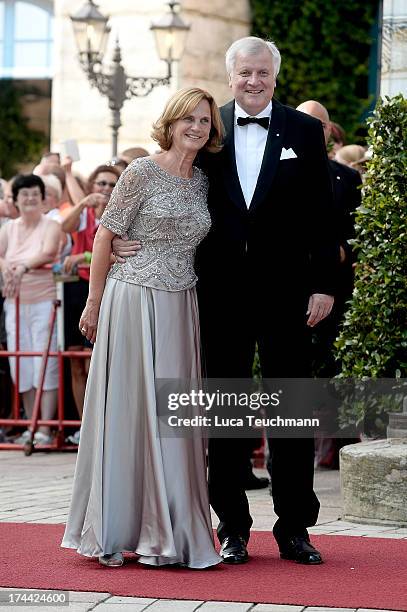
[0,174,60,445]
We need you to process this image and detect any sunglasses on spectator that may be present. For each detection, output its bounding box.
[94,180,117,188]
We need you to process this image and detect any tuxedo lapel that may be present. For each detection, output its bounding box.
[249,99,286,212]
[220,101,247,212]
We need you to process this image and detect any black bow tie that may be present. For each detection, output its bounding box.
[237,116,270,129]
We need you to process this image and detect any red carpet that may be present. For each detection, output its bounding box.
[1,523,407,610]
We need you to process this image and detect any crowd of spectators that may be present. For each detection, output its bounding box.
[0,146,148,445]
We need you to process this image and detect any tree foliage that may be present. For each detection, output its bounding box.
[250,0,377,141]
[0,80,46,179]
[336,94,407,381]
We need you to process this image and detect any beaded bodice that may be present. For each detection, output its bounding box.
[100,157,211,291]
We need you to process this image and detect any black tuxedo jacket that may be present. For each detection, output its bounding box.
[329,159,361,262]
[196,98,338,305]
[328,159,362,299]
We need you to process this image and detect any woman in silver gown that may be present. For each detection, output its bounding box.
[61,88,224,568]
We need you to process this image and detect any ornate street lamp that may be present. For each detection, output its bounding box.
[150,1,191,66]
[70,1,190,156]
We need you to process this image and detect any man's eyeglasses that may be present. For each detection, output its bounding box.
[94,180,117,189]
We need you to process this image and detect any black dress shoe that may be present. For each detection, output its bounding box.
[220,536,249,564]
[243,475,270,490]
[277,534,323,565]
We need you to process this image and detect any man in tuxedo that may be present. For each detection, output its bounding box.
[113,37,338,566]
[195,37,338,565]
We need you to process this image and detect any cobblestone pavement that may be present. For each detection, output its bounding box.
[0,451,405,611]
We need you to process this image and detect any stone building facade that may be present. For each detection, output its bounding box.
[380,0,407,96]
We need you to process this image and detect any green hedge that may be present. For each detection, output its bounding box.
[336,94,407,378]
[250,0,377,141]
[335,94,407,427]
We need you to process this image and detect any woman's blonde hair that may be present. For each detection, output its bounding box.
[151,87,224,153]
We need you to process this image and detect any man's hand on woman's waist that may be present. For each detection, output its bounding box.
[112,235,142,263]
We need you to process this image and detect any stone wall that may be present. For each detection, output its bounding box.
[51,0,250,174]
[341,439,407,526]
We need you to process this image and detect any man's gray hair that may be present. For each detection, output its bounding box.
[225,36,281,79]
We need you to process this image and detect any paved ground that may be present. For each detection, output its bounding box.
[0,450,405,611]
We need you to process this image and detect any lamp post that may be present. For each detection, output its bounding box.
[70,1,190,156]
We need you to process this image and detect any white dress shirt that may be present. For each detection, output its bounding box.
[234,100,272,208]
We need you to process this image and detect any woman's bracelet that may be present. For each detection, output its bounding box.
[83,251,92,264]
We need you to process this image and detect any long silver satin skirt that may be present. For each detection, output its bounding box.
[61,278,220,569]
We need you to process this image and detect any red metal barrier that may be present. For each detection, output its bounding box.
[0,267,90,455]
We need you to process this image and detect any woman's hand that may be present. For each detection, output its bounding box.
[79,299,100,344]
[81,193,106,209]
[1,260,16,282]
[1,263,25,298]
[63,253,85,274]
[61,156,73,175]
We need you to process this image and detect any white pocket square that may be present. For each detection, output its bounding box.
[280,147,297,160]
